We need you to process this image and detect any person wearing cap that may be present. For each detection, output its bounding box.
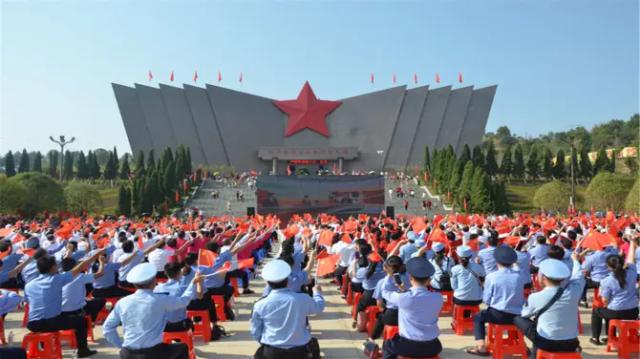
[398,231,422,264]
[102,262,204,359]
[528,236,549,274]
[250,259,325,359]
[25,248,104,358]
[466,245,525,356]
[428,242,454,291]
[366,255,409,342]
[580,243,616,307]
[154,261,204,332]
[380,256,443,358]
[451,245,485,306]
[476,231,500,274]
[513,256,584,357]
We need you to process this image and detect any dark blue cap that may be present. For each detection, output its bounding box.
[406,257,435,278]
[494,245,517,265]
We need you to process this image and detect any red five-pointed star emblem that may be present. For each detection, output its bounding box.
[273,82,342,137]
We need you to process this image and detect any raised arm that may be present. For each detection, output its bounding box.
[93,255,106,279]
[71,248,104,277]
[143,238,166,256]
[389,238,409,257]
[7,256,33,278]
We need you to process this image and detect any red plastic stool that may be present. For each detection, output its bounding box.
[0,316,6,344]
[211,295,227,322]
[524,287,532,300]
[352,292,363,320]
[451,304,480,335]
[487,324,527,358]
[439,291,453,315]
[21,332,62,359]
[95,297,120,323]
[606,319,639,358]
[592,287,604,309]
[577,312,583,334]
[163,330,196,359]
[536,350,582,359]
[22,303,29,327]
[187,310,212,342]
[383,325,399,340]
[341,275,349,297]
[346,283,354,305]
[230,278,240,297]
[365,306,382,337]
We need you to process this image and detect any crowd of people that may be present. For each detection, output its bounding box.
[0,210,637,359]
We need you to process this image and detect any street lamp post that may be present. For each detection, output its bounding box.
[377,150,384,175]
[49,135,75,181]
[560,136,577,213]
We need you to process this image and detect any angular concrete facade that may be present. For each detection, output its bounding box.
[113,82,496,172]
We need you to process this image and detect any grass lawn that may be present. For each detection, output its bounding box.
[506,182,589,212]
[94,184,119,214]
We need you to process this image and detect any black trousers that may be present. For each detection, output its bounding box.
[514,316,580,357]
[206,285,235,320]
[226,269,249,289]
[92,285,133,299]
[164,318,194,332]
[0,277,21,290]
[334,265,347,284]
[473,307,517,340]
[120,343,188,359]
[27,314,89,351]
[254,341,318,359]
[187,295,218,323]
[382,335,442,359]
[0,347,27,359]
[62,298,106,322]
[581,278,599,302]
[351,282,364,293]
[453,297,483,306]
[591,306,639,339]
[371,308,398,340]
[356,289,376,313]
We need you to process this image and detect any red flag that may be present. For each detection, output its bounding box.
[413,73,418,84]
[217,71,222,82]
[239,72,243,83]
[170,71,174,82]
[463,197,468,211]
[316,254,340,277]
[392,73,397,84]
[148,70,153,81]
[193,71,198,83]
[370,72,374,84]
[435,73,440,83]
[458,72,464,83]
[175,190,180,203]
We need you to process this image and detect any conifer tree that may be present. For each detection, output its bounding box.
[4,151,15,177]
[48,151,58,178]
[499,146,512,178]
[457,161,475,208]
[513,144,525,180]
[32,152,43,173]
[104,152,117,180]
[460,144,471,165]
[526,146,539,181]
[76,151,88,179]
[472,145,485,169]
[135,151,145,177]
[424,146,431,173]
[147,150,156,171]
[470,168,491,212]
[18,149,30,173]
[542,148,554,179]
[118,185,131,216]
[485,142,498,177]
[119,154,131,180]
[63,151,74,180]
[554,149,566,178]
[593,147,609,174]
[579,146,593,180]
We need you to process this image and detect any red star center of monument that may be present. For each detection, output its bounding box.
[273,81,342,137]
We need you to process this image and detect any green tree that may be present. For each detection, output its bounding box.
[186,147,192,174]
[526,146,539,181]
[87,151,101,179]
[491,180,510,214]
[460,144,471,165]
[499,146,512,177]
[0,179,27,213]
[533,180,572,211]
[585,172,634,210]
[513,144,525,180]
[163,160,177,198]
[623,157,639,175]
[135,151,146,177]
[624,179,639,212]
[593,148,609,174]
[485,142,498,177]
[18,149,30,173]
[4,152,15,177]
[48,150,59,178]
[470,168,491,212]
[457,161,475,208]
[132,179,142,215]
[449,160,466,198]
[553,150,566,178]
[64,181,103,214]
[118,185,132,216]
[104,152,117,180]
[119,154,131,180]
[11,172,65,216]
[63,151,74,180]
[542,148,554,179]
[607,150,616,173]
[424,146,431,173]
[147,150,156,171]
[472,146,484,169]
[570,147,579,179]
[579,146,593,180]
[76,151,88,179]
[113,146,119,171]
[32,152,43,173]
[140,178,153,214]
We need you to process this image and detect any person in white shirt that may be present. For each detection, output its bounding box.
[148,237,176,275]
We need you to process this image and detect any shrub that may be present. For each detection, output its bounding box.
[0,179,28,214]
[585,172,634,211]
[64,181,103,214]
[533,180,572,211]
[624,179,639,213]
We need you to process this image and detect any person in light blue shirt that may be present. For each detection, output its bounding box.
[514,257,584,357]
[476,232,500,274]
[467,245,524,357]
[451,245,485,305]
[529,236,549,270]
[367,256,409,341]
[581,245,615,306]
[428,242,454,291]
[0,240,23,290]
[90,249,133,299]
[515,245,533,289]
[154,262,203,332]
[25,250,103,358]
[380,256,443,359]
[263,251,315,296]
[398,231,422,264]
[355,253,386,325]
[60,257,105,322]
[590,240,639,345]
[0,289,22,315]
[250,259,324,358]
[103,262,203,359]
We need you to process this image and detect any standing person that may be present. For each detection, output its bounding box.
[514,257,584,357]
[403,200,409,211]
[25,250,104,358]
[466,246,525,356]
[589,240,639,345]
[380,257,443,359]
[103,263,204,359]
[451,245,485,306]
[250,260,324,359]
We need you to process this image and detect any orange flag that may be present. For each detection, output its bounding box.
[316,254,340,277]
[318,230,335,247]
[198,249,217,267]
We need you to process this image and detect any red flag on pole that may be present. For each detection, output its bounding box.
[392,73,397,84]
[463,197,468,211]
[217,71,222,82]
[148,70,153,81]
[370,73,374,84]
[435,73,440,83]
[175,190,180,203]
[413,73,418,84]
[458,72,464,83]
[239,72,243,83]
[170,71,174,82]
[193,71,198,83]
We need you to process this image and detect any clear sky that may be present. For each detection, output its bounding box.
[1,0,638,154]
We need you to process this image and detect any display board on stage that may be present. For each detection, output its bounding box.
[256,175,385,219]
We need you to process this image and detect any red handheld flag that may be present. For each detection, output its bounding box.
[435,73,440,83]
[193,71,198,83]
[458,72,464,83]
[370,72,374,84]
[392,73,397,84]
[413,73,418,84]
[148,70,153,81]
[316,254,340,277]
[217,71,222,82]
[170,71,174,82]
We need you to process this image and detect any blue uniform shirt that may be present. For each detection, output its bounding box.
[103,284,196,349]
[429,256,454,290]
[477,246,497,274]
[521,259,585,340]
[0,289,22,315]
[362,262,385,291]
[154,278,192,323]
[399,244,418,264]
[62,272,94,312]
[25,272,74,321]
[250,288,325,348]
[600,263,638,311]
[515,251,532,285]
[21,260,40,285]
[263,270,308,296]
[1,253,22,275]
[199,250,233,289]
[530,244,549,267]
[118,251,144,281]
[451,262,485,301]
[382,286,442,341]
[483,267,524,314]
[373,274,410,310]
[93,262,120,289]
[582,250,612,283]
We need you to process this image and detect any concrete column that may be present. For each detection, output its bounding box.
[272,158,277,175]
[338,157,343,174]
